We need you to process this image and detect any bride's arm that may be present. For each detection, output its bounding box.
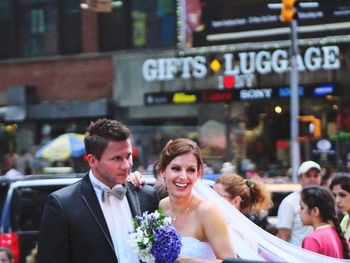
[202,202,237,261]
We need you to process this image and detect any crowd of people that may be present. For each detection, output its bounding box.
[1,118,350,262]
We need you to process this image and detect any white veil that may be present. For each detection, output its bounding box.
[193,180,350,263]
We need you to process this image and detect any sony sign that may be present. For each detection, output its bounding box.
[142,45,340,82]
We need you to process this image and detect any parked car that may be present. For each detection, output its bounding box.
[0,174,85,263]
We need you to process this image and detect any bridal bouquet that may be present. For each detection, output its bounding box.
[129,208,182,263]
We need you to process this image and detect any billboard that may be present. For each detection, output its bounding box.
[178,0,350,53]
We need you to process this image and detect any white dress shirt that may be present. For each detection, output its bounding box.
[89,171,139,262]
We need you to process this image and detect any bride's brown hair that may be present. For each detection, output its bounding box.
[156,138,204,176]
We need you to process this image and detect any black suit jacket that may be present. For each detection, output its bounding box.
[38,174,159,263]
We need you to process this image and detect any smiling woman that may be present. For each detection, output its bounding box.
[157,138,237,262]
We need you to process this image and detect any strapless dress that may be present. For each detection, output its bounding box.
[180,236,216,259]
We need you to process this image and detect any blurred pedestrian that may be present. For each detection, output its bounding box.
[300,186,350,259]
[0,247,14,263]
[220,162,236,174]
[245,163,260,179]
[321,165,336,187]
[25,244,37,263]
[276,160,322,246]
[330,173,350,239]
[2,154,23,177]
[15,150,33,175]
[213,173,273,231]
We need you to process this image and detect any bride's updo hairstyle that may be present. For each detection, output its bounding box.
[156,138,204,176]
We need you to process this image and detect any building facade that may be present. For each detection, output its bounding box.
[1,0,350,175]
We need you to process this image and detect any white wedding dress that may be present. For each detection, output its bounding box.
[180,236,216,259]
[193,180,350,263]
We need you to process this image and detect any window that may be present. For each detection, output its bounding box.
[0,0,81,59]
[99,0,129,51]
[60,0,81,54]
[0,0,15,58]
[130,0,176,48]
[18,0,59,57]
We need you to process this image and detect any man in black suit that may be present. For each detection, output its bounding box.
[38,119,159,263]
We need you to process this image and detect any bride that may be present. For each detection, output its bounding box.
[130,138,350,262]
[156,138,237,262]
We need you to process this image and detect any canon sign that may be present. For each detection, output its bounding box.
[142,45,340,82]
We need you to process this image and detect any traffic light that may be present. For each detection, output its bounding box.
[81,0,112,12]
[298,115,321,141]
[280,0,297,23]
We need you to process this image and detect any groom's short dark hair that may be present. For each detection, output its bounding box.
[84,118,131,159]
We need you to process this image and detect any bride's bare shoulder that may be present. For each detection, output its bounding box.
[196,198,223,220]
[159,197,170,211]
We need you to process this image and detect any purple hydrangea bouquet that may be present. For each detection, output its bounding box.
[129,208,182,263]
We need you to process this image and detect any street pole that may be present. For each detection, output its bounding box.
[290,19,300,183]
[225,103,233,162]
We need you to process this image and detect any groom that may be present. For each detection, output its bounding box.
[38,119,159,263]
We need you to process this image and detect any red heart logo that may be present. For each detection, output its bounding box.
[223,76,235,89]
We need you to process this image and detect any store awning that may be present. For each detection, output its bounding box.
[2,99,109,121]
[0,106,8,119]
[5,105,26,121]
[27,99,109,119]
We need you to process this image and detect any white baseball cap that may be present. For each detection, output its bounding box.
[298,161,321,177]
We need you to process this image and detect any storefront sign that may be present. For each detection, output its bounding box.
[144,83,338,105]
[278,84,337,98]
[221,46,339,76]
[279,87,305,98]
[142,45,340,89]
[313,84,336,96]
[240,88,273,100]
[142,56,207,81]
[172,92,197,104]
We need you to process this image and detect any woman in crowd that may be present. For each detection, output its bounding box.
[300,186,350,259]
[330,173,350,239]
[213,173,273,231]
[157,138,237,262]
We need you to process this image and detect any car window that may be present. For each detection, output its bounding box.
[10,185,66,231]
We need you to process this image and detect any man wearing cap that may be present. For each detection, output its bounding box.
[276,160,322,246]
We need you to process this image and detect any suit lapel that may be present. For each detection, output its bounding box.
[125,183,142,217]
[80,175,115,252]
